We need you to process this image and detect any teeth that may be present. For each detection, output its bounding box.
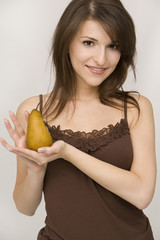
[89,67,105,71]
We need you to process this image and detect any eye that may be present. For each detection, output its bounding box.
[83,40,94,46]
[108,43,119,50]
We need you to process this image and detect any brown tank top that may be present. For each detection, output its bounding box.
[37,95,154,240]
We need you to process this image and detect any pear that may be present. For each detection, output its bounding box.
[26,109,53,151]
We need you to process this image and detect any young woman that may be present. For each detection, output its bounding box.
[0,0,156,239]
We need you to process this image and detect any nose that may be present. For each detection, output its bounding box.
[93,46,106,66]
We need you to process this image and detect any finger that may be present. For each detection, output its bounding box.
[37,145,58,155]
[13,147,47,164]
[0,138,14,151]
[12,149,37,160]
[25,111,29,122]
[14,147,56,165]
[9,111,25,137]
[11,147,39,161]
[4,118,20,143]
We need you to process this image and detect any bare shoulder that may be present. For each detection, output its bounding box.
[131,93,153,116]
[16,95,40,131]
[130,93,152,108]
[16,95,40,116]
[128,93,154,128]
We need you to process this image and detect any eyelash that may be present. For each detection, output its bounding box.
[83,41,119,50]
[83,40,94,46]
[108,44,119,50]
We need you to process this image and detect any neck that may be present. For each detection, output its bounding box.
[75,85,99,102]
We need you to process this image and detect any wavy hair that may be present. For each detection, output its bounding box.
[43,0,139,119]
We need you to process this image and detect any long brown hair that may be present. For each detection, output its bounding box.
[43,0,140,119]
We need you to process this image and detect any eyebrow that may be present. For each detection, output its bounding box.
[80,36,98,42]
[80,36,118,45]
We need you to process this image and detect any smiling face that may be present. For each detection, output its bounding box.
[69,19,121,90]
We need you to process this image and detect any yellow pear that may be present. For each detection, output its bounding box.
[26,109,53,151]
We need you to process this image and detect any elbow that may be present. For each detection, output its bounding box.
[13,193,36,217]
[14,202,36,216]
[16,207,35,216]
[18,209,35,216]
[136,201,150,211]
[135,191,154,210]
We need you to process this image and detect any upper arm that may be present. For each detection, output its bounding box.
[129,95,156,205]
[14,96,39,186]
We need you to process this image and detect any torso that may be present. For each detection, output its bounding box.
[32,93,154,240]
[37,94,153,240]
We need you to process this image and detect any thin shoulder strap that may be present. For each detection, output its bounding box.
[124,97,127,120]
[39,94,43,114]
[36,94,43,114]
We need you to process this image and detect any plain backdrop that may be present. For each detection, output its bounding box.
[0,0,159,239]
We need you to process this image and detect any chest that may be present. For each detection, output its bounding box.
[48,102,124,133]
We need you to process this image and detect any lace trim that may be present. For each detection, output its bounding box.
[45,119,130,153]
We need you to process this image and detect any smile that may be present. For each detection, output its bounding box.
[86,65,107,74]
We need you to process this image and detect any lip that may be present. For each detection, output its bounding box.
[86,65,107,74]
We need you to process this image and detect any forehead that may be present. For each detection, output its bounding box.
[75,19,112,43]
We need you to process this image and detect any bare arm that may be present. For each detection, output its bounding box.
[63,95,156,209]
[13,161,46,216]
[1,96,46,216]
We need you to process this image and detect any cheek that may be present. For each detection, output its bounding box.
[69,49,88,68]
[109,52,121,67]
[69,41,90,64]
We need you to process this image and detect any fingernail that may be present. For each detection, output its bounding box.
[8,148,14,153]
[9,111,14,117]
[37,148,46,153]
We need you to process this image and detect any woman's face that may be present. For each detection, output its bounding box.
[69,19,121,89]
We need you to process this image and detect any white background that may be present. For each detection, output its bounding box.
[0,0,159,239]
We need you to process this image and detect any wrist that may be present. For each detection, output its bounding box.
[62,142,75,163]
[27,165,47,178]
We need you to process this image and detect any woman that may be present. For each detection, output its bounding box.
[0,0,156,239]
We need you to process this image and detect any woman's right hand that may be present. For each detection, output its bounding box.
[0,111,47,175]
